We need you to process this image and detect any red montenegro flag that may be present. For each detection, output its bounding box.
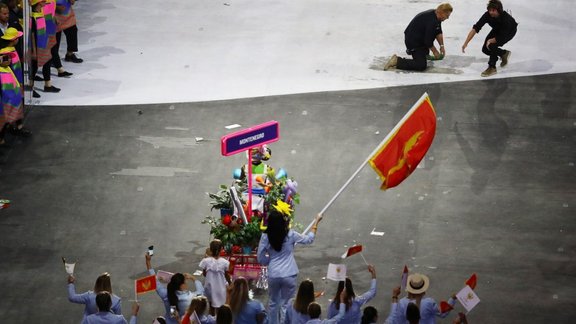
[369,93,436,190]
[135,274,157,295]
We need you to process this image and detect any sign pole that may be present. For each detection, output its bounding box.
[247,150,253,218]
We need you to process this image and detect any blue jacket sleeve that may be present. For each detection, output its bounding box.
[67,283,91,304]
[354,279,377,306]
[257,234,270,265]
[293,230,315,245]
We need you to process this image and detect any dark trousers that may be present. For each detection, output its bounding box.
[52,25,79,69]
[482,29,516,67]
[397,47,428,71]
[30,58,52,81]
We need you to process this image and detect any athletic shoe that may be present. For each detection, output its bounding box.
[500,50,511,67]
[481,67,497,77]
[384,54,398,70]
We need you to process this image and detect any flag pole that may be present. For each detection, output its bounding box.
[359,252,369,266]
[303,92,430,234]
[134,281,138,303]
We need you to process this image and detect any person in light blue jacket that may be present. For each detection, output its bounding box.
[146,253,205,324]
[68,272,122,322]
[257,205,323,324]
[229,277,268,324]
[304,290,347,324]
[284,279,315,324]
[81,292,138,324]
[326,265,377,324]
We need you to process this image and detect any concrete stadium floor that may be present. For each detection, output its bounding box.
[1,73,575,323]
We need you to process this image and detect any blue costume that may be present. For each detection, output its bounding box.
[235,299,268,324]
[148,269,205,324]
[387,297,456,324]
[81,311,136,324]
[257,230,315,324]
[284,298,310,324]
[67,283,122,322]
[326,279,377,324]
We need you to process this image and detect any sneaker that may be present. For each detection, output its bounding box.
[384,54,398,70]
[500,50,511,67]
[33,90,41,98]
[10,126,32,137]
[65,53,83,63]
[481,66,497,77]
[44,85,61,93]
[58,71,73,77]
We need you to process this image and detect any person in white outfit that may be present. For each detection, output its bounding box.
[199,239,231,314]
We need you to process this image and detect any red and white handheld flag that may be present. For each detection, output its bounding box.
[401,265,409,291]
[341,245,363,258]
[465,273,477,290]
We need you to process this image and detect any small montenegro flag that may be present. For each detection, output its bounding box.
[369,93,436,190]
[135,274,157,295]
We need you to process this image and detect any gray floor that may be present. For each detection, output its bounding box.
[1,73,575,323]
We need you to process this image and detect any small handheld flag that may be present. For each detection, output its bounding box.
[401,265,409,291]
[135,274,157,301]
[327,263,347,282]
[439,300,454,313]
[465,273,477,290]
[456,285,480,312]
[157,270,174,283]
[190,311,201,324]
[341,245,368,265]
[62,257,76,275]
[341,245,362,258]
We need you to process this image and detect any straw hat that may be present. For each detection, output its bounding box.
[405,273,430,294]
[1,28,23,41]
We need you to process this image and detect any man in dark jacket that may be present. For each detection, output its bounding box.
[461,0,518,77]
[384,3,453,72]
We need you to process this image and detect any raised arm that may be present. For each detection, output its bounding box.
[462,29,477,53]
[355,265,377,305]
[67,275,91,304]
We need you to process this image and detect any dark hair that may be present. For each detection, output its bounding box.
[95,291,112,312]
[487,0,503,13]
[331,278,355,311]
[361,306,378,324]
[210,239,223,259]
[265,210,289,252]
[293,279,315,315]
[94,272,112,294]
[154,317,167,324]
[229,278,250,315]
[307,302,321,319]
[216,304,233,324]
[187,296,209,317]
[406,303,421,324]
[167,273,186,313]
